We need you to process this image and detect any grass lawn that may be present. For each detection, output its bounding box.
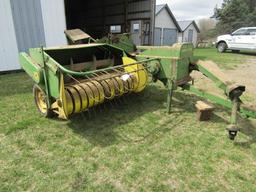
[1,50,256,191]
[194,48,256,69]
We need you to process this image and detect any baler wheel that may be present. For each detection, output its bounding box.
[33,84,53,118]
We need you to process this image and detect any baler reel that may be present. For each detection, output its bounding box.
[54,57,148,119]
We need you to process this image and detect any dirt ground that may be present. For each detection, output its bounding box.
[191,59,256,106]
[226,59,256,96]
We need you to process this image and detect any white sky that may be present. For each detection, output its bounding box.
[156,0,223,21]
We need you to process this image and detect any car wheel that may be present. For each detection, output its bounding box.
[217,42,227,53]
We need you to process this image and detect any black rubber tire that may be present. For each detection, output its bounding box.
[217,42,227,53]
[33,84,54,118]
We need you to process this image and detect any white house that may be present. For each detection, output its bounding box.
[154,4,200,47]
[178,20,200,47]
[154,4,181,46]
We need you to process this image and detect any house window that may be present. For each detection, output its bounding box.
[110,25,122,33]
[132,23,140,33]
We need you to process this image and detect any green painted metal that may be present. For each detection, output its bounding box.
[136,43,194,88]
[19,37,256,129]
[22,48,60,99]
[41,47,51,108]
[166,80,174,114]
[240,106,256,119]
[198,66,226,91]
[97,34,136,54]
[19,53,43,84]
[183,85,256,119]
[19,43,132,103]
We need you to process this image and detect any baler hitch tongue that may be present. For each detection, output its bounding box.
[189,60,256,140]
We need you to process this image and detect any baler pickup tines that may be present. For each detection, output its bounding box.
[57,59,149,119]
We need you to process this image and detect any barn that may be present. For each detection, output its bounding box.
[0,0,156,72]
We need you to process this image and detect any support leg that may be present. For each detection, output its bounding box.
[167,80,174,114]
[227,97,240,140]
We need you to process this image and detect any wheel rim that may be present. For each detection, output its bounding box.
[218,43,225,52]
[35,88,47,114]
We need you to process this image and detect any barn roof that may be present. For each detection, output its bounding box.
[155,4,181,32]
[178,20,200,33]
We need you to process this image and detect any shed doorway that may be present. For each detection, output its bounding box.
[64,0,155,45]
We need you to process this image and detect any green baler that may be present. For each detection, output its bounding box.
[19,33,256,140]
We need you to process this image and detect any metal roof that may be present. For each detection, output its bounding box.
[155,4,182,32]
[155,4,165,15]
[178,20,200,33]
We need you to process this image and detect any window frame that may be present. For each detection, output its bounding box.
[110,25,122,34]
[132,23,140,33]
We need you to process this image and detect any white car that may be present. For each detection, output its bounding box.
[216,27,256,53]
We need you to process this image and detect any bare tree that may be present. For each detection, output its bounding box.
[198,19,217,42]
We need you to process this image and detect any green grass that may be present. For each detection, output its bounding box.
[1,57,256,191]
[194,48,256,69]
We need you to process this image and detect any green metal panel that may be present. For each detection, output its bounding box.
[43,53,60,99]
[136,43,193,86]
[97,34,136,54]
[19,52,43,83]
[47,69,60,99]
[24,48,60,99]
[29,48,44,66]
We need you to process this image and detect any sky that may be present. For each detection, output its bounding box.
[156,0,223,21]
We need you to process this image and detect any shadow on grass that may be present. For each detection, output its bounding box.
[67,86,170,147]
[234,118,256,148]
[229,51,256,57]
[66,85,256,147]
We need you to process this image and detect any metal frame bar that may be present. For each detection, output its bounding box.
[53,58,159,76]
[183,84,256,119]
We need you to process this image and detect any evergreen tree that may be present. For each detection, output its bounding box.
[214,0,256,34]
